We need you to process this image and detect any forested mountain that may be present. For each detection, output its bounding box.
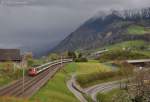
[52,8,150,52]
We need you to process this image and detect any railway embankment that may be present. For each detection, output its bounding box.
[0,59,72,98]
[0,64,63,98]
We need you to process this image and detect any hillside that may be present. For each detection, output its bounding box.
[52,8,150,52]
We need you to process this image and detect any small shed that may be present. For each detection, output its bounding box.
[0,49,21,62]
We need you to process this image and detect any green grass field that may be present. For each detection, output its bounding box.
[0,63,79,102]
[31,63,79,102]
[31,62,112,101]
[107,40,147,51]
[127,25,150,35]
[75,62,114,87]
[30,62,114,101]
[96,89,127,102]
[87,40,150,58]
[0,97,34,102]
[94,40,150,62]
[76,62,111,75]
[0,61,134,102]
[0,62,23,87]
[107,40,150,57]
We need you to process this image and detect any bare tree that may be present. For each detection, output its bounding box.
[127,69,150,102]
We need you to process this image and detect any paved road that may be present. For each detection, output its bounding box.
[67,75,88,102]
[67,74,125,102]
[84,80,121,102]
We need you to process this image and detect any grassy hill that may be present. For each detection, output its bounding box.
[96,89,128,102]
[106,40,147,50]
[127,25,150,35]
[84,40,150,62]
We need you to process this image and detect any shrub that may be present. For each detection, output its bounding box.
[48,53,60,61]
[74,57,88,62]
[76,71,119,87]
[68,51,77,59]
[27,59,34,67]
[97,89,131,102]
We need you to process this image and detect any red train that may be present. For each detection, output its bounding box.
[28,59,72,76]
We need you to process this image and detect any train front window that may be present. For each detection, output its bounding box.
[29,69,32,71]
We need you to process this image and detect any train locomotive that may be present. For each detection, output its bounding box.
[28,59,72,76]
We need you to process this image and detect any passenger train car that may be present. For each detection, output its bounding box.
[28,59,72,76]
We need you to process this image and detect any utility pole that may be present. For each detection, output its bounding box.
[13,63,16,73]
[22,56,25,95]
[61,56,63,67]
[22,66,25,94]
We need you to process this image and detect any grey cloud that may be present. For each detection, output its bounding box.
[2,0,150,9]
[0,0,150,56]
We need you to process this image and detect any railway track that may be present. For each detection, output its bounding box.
[0,63,67,98]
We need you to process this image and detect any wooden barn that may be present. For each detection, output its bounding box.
[0,49,22,62]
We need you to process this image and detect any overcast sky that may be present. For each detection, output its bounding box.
[0,0,150,52]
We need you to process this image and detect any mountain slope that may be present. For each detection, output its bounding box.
[52,8,150,52]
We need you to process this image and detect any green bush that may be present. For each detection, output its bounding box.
[27,59,34,67]
[74,57,88,62]
[0,62,23,86]
[48,53,60,61]
[97,89,131,102]
[68,51,77,59]
[76,71,120,87]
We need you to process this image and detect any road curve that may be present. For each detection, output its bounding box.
[84,80,121,102]
[67,74,125,102]
[67,75,88,102]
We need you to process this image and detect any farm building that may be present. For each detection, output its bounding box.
[0,49,22,62]
[0,49,29,68]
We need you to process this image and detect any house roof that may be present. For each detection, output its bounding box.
[127,59,150,64]
[0,49,21,61]
[92,49,109,55]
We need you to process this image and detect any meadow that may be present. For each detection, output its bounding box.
[0,97,35,102]
[107,40,147,51]
[0,62,23,87]
[76,62,111,74]
[127,25,150,35]
[94,40,150,62]
[75,62,115,87]
[30,62,114,101]
[30,63,79,102]
[96,89,127,102]
[0,63,79,102]
[0,61,131,102]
